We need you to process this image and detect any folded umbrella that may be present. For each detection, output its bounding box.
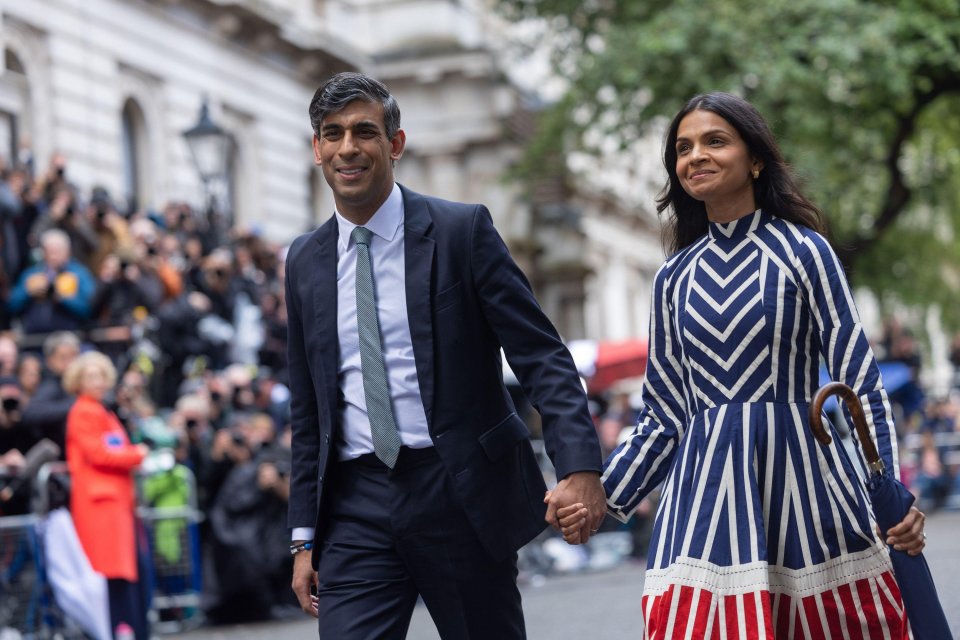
[810,381,952,640]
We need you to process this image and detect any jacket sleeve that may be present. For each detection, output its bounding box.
[67,402,145,472]
[794,231,899,478]
[284,238,321,530]
[7,267,34,314]
[602,261,688,522]
[468,206,601,480]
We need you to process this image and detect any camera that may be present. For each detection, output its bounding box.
[185,418,199,431]
[2,397,19,412]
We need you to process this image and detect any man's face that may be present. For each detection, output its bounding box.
[313,100,405,224]
[48,343,79,376]
[0,338,17,373]
[43,240,70,270]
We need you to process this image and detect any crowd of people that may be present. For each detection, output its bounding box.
[0,153,297,624]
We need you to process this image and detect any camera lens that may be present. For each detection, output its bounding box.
[185,418,199,430]
[2,397,20,411]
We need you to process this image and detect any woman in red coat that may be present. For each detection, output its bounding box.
[64,351,149,639]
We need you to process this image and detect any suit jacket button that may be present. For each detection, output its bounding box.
[318,476,323,483]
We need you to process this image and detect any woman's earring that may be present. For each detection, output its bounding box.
[752,169,760,179]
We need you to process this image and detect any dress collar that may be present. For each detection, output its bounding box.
[707,209,766,242]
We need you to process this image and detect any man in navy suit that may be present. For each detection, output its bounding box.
[287,72,605,639]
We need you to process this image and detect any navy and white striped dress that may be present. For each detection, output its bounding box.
[602,210,908,638]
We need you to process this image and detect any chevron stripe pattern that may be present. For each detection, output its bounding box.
[603,210,907,638]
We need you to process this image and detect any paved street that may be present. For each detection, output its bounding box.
[168,510,960,639]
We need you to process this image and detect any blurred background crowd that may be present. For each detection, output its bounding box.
[0,154,296,623]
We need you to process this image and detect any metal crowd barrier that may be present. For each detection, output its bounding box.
[136,459,205,633]
[0,466,88,639]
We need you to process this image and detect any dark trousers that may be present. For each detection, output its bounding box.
[107,578,149,640]
[317,447,526,640]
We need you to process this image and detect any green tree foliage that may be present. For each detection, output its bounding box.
[498,0,960,322]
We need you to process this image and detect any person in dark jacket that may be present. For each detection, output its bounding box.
[20,331,81,455]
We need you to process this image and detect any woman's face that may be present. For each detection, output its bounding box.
[79,364,110,401]
[675,109,761,222]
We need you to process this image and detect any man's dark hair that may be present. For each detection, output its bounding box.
[309,72,401,139]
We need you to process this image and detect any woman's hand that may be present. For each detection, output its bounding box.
[885,506,926,556]
[552,497,589,545]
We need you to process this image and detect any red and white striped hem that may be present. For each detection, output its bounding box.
[640,571,909,639]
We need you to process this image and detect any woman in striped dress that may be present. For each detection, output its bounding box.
[556,92,926,638]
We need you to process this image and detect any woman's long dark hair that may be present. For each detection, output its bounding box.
[656,92,825,254]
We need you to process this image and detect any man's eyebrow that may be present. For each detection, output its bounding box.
[322,120,380,130]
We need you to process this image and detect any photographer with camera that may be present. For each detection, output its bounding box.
[7,229,96,338]
[0,375,32,514]
[206,410,295,621]
[20,331,80,455]
[31,183,99,268]
[85,186,132,274]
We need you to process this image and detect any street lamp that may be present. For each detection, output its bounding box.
[182,98,233,243]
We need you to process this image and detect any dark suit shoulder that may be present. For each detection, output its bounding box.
[399,185,485,229]
[286,217,335,266]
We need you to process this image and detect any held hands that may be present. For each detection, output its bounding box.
[885,506,926,556]
[544,470,606,545]
[291,550,319,618]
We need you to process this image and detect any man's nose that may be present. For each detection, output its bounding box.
[338,132,360,156]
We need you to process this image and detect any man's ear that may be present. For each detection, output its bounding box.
[390,129,406,161]
[312,134,322,166]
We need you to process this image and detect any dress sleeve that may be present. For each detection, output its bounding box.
[603,261,689,522]
[795,232,899,478]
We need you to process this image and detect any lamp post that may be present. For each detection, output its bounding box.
[182,98,233,246]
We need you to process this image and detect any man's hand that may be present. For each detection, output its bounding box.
[544,470,605,544]
[291,549,319,618]
[25,273,49,298]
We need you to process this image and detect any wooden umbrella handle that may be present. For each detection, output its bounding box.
[809,381,883,470]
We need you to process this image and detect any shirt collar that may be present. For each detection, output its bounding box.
[336,183,404,250]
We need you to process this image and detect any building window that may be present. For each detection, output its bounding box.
[0,50,29,168]
[121,98,148,213]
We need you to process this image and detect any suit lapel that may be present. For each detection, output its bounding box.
[313,218,340,419]
[401,186,436,427]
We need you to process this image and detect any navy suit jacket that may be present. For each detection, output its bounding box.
[286,185,601,564]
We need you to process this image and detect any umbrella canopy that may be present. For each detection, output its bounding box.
[810,382,951,640]
[568,339,648,394]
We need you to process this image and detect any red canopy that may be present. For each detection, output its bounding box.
[587,339,648,394]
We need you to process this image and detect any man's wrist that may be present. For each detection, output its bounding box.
[289,541,313,556]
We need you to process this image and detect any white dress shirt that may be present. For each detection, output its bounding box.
[293,183,431,543]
